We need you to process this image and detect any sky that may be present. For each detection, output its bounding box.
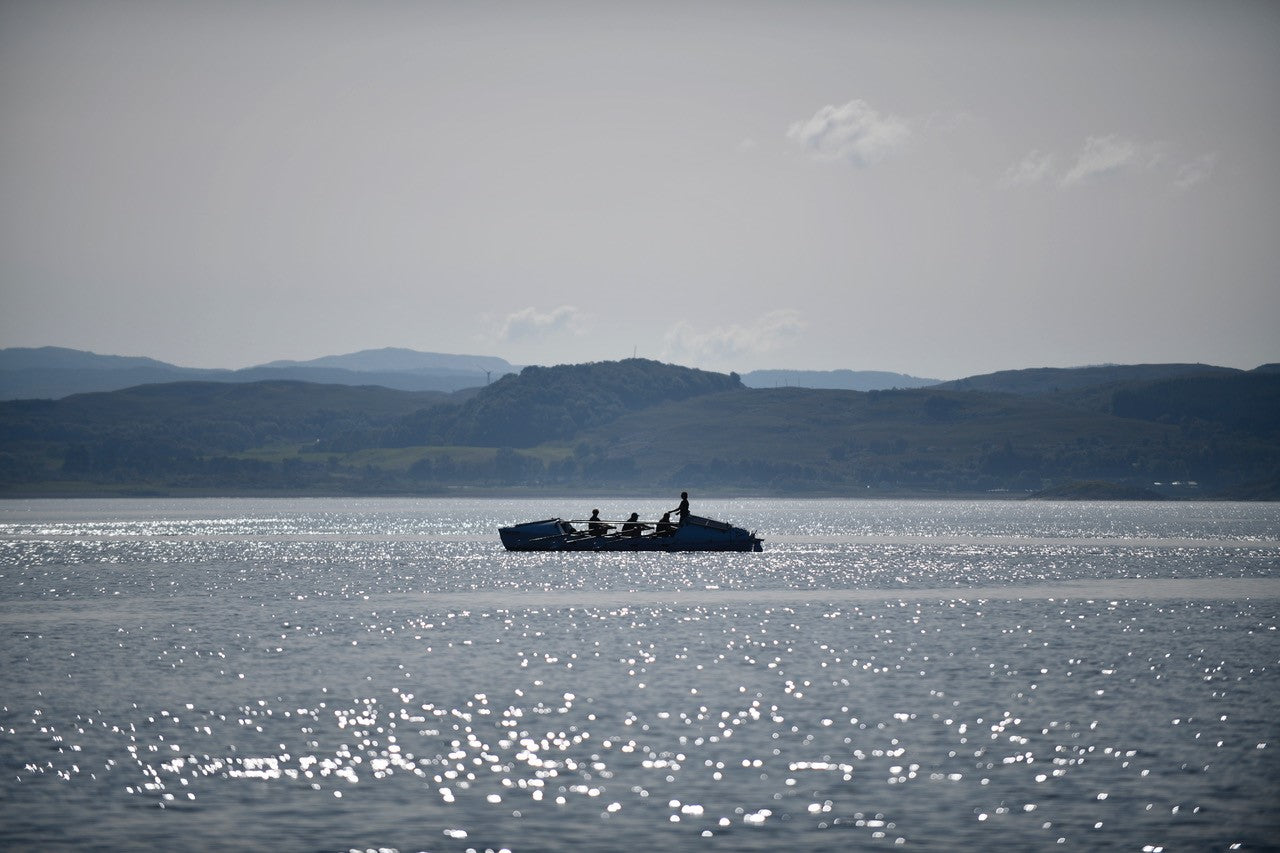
[1,1,1277,380]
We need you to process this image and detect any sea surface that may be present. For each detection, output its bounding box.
[1,497,1278,852]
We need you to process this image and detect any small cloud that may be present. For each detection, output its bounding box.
[786,99,911,167]
[662,309,805,365]
[1173,153,1217,191]
[738,137,759,152]
[999,150,1055,188]
[1002,135,1204,191]
[496,305,584,342]
[1060,134,1158,187]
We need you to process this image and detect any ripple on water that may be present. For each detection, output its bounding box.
[3,593,1279,851]
[1,499,1278,851]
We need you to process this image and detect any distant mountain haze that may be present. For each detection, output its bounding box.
[1,356,1275,499]
[259,347,516,374]
[0,346,521,399]
[936,364,1241,394]
[0,347,177,371]
[742,369,939,391]
[2,347,943,400]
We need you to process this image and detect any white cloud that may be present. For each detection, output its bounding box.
[1173,152,1217,191]
[495,305,584,342]
[999,150,1055,188]
[1002,135,1211,191]
[662,309,805,366]
[1060,134,1159,186]
[786,99,911,167]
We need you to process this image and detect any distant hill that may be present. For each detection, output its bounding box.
[260,347,517,377]
[0,346,178,372]
[0,380,451,488]
[574,385,1206,492]
[0,361,745,492]
[1,380,449,445]
[10,347,1264,404]
[377,359,743,449]
[2,359,1275,497]
[0,346,519,399]
[742,368,938,391]
[936,363,1240,395]
[1100,372,1280,436]
[0,346,215,399]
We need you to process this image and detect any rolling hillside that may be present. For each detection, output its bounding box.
[0,381,452,488]
[1,359,1276,497]
[741,369,938,391]
[937,363,1241,395]
[0,346,518,399]
[575,385,1255,493]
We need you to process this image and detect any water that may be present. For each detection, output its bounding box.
[2,497,1277,852]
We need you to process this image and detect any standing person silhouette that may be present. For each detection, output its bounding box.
[670,491,690,525]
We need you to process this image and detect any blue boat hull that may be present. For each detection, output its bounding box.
[499,515,762,552]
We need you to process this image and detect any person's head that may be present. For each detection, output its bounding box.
[681,491,688,499]
[629,512,638,520]
[661,512,670,520]
[591,508,600,517]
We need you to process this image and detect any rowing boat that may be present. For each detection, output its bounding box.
[499,513,763,552]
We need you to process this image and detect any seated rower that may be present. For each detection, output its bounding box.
[588,508,613,536]
[621,512,649,537]
[654,512,676,536]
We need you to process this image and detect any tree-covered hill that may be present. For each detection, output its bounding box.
[1104,372,1280,437]
[377,359,743,449]
[2,380,450,443]
[573,384,1277,493]
[983,370,1280,441]
[1,360,1276,497]
[938,363,1241,395]
[741,368,938,391]
[0,381,452,485]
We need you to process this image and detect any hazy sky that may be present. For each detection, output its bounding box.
[2,1,1277,379]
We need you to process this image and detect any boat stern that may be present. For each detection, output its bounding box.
[498,518,569,550]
